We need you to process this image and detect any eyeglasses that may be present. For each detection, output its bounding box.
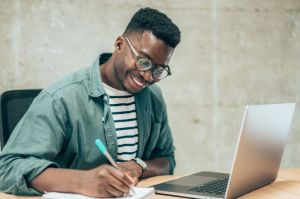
[123,36,171,80]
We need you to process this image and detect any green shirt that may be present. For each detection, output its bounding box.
[0,55,175,195]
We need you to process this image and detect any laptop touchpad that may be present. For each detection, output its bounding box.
[166,176,217,187]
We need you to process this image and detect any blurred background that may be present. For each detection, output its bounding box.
[0,0,299,175]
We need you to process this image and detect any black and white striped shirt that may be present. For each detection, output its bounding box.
[103,83,138,162]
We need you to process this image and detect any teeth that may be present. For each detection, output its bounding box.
[133,77,143,86]
[131,75,144,86]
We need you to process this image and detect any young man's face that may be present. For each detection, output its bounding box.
[113,31,174,93]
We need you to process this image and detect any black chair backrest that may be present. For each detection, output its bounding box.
[0,89,41,149]
[99,53,112,65]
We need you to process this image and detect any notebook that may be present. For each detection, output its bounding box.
[42,187,154,199]
[154,103,295,199]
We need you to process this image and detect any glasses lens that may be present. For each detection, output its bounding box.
[153,67,168,79]
[136,58,152,70]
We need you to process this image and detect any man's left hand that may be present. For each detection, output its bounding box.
[117,161,143,185]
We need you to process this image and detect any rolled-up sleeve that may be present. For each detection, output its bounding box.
[0,91,66,195]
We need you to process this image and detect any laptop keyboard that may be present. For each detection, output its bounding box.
[187,177,229,195]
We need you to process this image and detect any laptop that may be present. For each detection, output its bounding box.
[154,103,296,199]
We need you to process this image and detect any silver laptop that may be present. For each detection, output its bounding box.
[154,103,295,199]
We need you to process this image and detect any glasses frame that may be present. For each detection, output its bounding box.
[123,36,171,80]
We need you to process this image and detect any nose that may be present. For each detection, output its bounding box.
[139,70,153,83]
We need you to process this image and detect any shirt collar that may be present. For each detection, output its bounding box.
[88,54,106,97]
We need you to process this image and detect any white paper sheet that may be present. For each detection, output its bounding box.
[42,187,154,199]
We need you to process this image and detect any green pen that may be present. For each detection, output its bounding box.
[95,138,135,195]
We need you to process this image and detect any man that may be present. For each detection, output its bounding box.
[0,7,181,197]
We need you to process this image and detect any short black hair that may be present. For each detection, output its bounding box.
[123,7,181,48]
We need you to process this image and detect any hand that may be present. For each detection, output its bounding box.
[117,160,143,184]
[78,164,135,197]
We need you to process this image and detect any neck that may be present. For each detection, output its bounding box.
[100,58,123,91]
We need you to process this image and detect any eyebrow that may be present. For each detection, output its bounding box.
[126,37,167,66]
[137,48,169,67]
[137,50,154,62]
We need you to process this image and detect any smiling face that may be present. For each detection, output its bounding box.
[111,31,174,93]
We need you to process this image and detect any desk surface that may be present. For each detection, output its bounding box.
[1,168,300,199]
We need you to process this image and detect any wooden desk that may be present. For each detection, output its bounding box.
[1,168,300,199]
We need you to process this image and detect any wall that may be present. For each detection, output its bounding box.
[0,0,299,175]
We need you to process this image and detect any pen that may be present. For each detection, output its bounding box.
[95,138,135,195]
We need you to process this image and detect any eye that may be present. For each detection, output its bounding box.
[137,58,152,69]
[153,67,168,79]
[153,67,164,75]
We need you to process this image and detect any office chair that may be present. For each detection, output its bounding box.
[99,52,112,64]
[0,89,41,149]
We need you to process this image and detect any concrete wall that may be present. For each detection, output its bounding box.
[1,0,299,175]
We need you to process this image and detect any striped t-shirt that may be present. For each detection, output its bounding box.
[103,83,138,162]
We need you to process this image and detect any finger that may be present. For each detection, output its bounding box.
[102,190,115,198]
[124,172,136,186]
[96,165,130,193]
[109,167,134,187]
[132,176,138,185]
[123,170,138,183]
[108,176,130,193]
[106,185,124,197]
[108,166,125,178]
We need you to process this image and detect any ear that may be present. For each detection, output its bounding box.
[115,36,125,51]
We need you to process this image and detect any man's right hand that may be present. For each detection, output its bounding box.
[79,164,135,197]
[30,165,135,198]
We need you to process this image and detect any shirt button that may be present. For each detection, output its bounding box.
[103,95,108,101]
[102,117,104,122]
